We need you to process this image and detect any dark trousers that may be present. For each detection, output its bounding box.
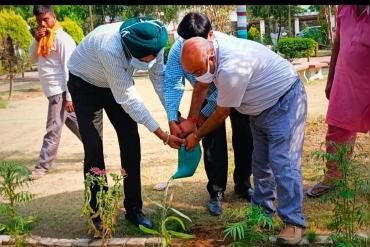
[67,73,142,211]
[202,106,253,198]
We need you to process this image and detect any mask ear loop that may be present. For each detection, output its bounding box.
[120,30,134,59]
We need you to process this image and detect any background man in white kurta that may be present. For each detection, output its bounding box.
[29,5,84,180]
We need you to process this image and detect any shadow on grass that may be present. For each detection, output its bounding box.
[1,117,367,240]
[0,180,251,239]
[0,151,84,172]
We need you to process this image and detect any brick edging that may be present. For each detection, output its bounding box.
[0,233,368,246]
[0,235,162,246]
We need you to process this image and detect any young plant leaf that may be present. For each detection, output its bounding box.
[139,224,160,235]
[169,207,192,222]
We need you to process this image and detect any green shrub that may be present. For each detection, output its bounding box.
[163,41,173,64]
[0,161,37,247]
[247,26,261,42]
[60,17,84,44]
[261,34,272,46]
[139,178,194,247]
[0,10,32,51]
[26,16,37,37]
[312,143,369,246]
[223,206,273,247]
[83,167,125,243]
[306,230,318,244]
[0,10,32,79]
[277,37,317,61]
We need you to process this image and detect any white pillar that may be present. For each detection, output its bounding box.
[259,19,265,40]
[294,17,300,36]
[236,5,248,39]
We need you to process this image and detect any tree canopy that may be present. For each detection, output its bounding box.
[0,9,32,51]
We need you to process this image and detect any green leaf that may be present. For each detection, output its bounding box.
[167,230,195,239]
[169,207,192,222]
[139,225,160,235]
[0,204,12,214]
[229,242,243,247]
[0,223,6,232]
[161,223,171,246]
[145,196,165,209]
[223,222,245,241]
[164,216,186,230]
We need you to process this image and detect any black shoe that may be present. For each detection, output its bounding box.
[92,219,103,239]
[234,185,254,202]
[207,192,223,216]
[125,209,153,229]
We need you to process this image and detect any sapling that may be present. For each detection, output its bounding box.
[312,142,369,246]
[139,177,195,247]
[0,161,37,247]
[82,167,126,245]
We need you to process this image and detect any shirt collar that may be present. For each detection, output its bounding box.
[213,39,220,79]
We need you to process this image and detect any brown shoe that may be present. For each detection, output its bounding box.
[277,224,303,245]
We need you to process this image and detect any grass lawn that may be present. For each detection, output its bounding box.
[1,116,368,245]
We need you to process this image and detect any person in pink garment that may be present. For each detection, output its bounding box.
[307,5,370,197]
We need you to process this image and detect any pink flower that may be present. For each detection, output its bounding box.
[120,168,127,177]
[90,167,106,176]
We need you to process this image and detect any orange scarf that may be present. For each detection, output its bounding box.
[37,22,62,57]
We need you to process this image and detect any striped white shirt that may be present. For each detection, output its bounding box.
[67,22,165,132]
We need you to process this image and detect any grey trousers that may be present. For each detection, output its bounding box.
[35,92,102,171]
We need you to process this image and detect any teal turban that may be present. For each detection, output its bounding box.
[120,16,168,58]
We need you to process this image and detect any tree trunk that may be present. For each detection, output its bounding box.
[21,64,24,78]
[88,5,94,32]
[8,62,13,99]
[288,5,292,37]
[277,16,282,41]
[323,5,336,48]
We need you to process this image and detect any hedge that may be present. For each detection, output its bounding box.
[277,37,317,61]
[60,17,84,44]
[0,10,32,51]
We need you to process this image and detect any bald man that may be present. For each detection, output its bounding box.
[181,37,307,245]
[163,12,254,217]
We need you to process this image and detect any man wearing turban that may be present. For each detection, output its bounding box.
[67,17,184,232]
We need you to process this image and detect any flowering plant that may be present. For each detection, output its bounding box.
[82,167,126,243]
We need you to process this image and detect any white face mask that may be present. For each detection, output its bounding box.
[195,55,214,84]
[130,57,156,70]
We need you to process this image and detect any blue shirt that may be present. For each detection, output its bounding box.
[163,37,219,122]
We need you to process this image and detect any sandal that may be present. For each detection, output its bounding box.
[306,182,333,198]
